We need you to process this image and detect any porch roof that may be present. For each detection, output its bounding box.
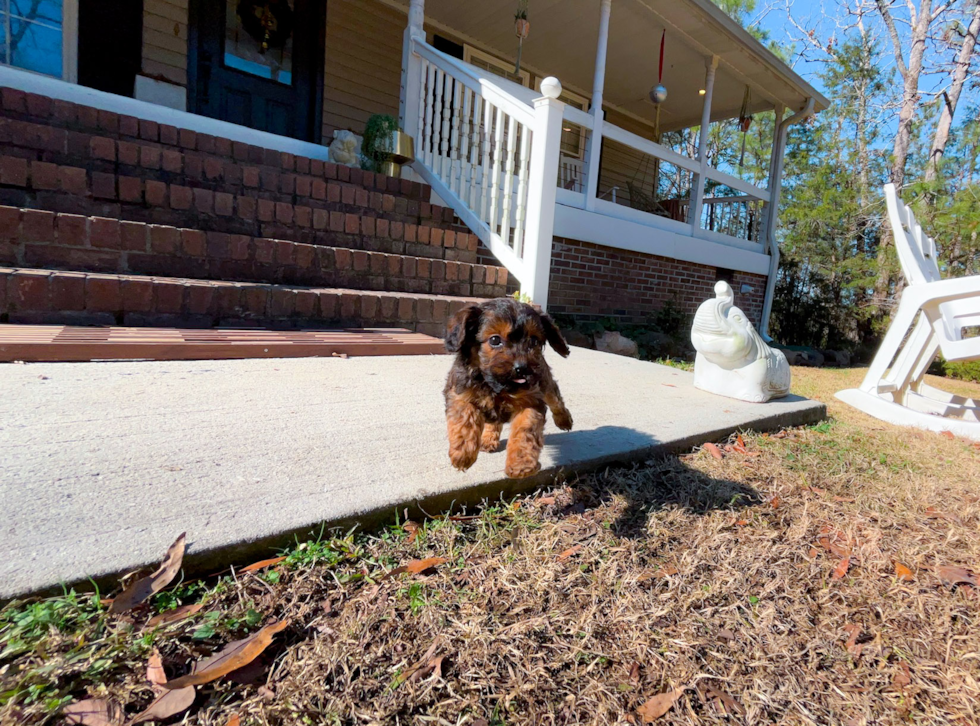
[391,0,829,132]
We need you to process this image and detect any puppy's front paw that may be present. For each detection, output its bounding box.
[505,459,541,479]
[552,407,573,432]
[480,423,502,452]
[449,445,479,471]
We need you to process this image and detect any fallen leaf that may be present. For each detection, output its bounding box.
[704,685,744,716]
[843,623,862,656]
[384,557,449,579]
[240,556,287,573]
[129,686,195,724]
[258,685,275,701]
[661,383,676,387]
[717,629,735,642]
[833,496,856,503]
[890,662,912,691]
[403,521,420,544]
[147,603,204,627]
[399,639,444,684]
[939,430,955,440]
[146,649,167,689]
[816,527,852,559]
[935,565,979,588]
[734,519,749,527]
[703,443,724,460]
[63,699,123,726]
[164,620,289,689]
[226,716,241,726]
[557,545,582,561]
[537,496,556,505]
[449,514,480,522]
[636,687,685,722]
[808,486,828,496]
[832,557,851,580]
[109,533,186,613]
[894,562,915,582]
[769,495,781,508]
[629,662,641,683]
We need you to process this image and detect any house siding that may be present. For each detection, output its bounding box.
[142,0,190,87]
[321,0,404,141]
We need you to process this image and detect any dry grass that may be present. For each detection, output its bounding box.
[2,368,979,726]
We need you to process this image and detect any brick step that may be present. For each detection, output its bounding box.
[0,206,504,297]
[1,267,479,337]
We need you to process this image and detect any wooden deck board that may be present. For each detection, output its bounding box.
[0,325,446,362]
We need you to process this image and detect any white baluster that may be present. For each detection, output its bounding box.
[459,88,472,202]
[416,59,427,162]
[499,114,518,250]
[513,123,532,258]
[440,73,452,180]
[423,62,436,167]
[487,106,505,238]
[468,94,482,210]
[480,99,493,223]
[432,68,444,176]
[449,79,462,196]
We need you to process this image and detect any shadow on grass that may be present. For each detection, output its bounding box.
[533,425,762,540]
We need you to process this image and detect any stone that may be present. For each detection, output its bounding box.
[690,281,791,403]
[328,130,363,168]
[562,329,594,349]
[594,330,639,358]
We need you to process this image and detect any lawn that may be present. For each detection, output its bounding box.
[2,368,979,725]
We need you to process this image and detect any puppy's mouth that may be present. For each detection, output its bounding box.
[512,377,528,385]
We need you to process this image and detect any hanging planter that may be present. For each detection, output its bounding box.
[514,0,529,75]
[237,0,295,53]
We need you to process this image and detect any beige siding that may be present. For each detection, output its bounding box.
[322,0,404,140]
[143,0,189,86]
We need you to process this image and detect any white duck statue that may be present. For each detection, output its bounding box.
[690,281,791,403]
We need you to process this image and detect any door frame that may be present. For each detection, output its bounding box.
[187,0,326,144]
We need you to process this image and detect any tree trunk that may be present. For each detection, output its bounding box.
[924,0,980,185]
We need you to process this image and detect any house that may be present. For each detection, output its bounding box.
[0,0,826,338]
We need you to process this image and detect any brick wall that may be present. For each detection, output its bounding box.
[547,237,768,326]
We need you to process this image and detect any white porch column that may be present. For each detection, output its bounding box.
[399,0,426,132]
[689,56,718,234]
[582,0,612,211]
[521,80,565,309]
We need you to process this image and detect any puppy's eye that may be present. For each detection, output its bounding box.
[529,338,541,348]
[488,335,503,348]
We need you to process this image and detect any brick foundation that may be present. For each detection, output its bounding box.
[547,237,767,326]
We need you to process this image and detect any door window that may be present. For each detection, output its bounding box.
[0,0,72,78]
[224,0,294,85]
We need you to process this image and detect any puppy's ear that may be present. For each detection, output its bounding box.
[540,312,570,357]
[445,304,482,354]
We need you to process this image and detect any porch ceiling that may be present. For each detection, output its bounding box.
[391,0,828,132]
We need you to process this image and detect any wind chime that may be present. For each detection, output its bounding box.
[648,30,667,140]
[514,0,529,75]
[738,85,752,169]
[237,0,294,53]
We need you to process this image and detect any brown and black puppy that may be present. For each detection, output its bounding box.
[444,297,572,479]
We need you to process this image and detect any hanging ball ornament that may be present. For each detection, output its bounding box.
[649,84,668,104]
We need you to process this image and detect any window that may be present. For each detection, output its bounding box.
[224,0,294,85]
[0,0,77,80]
[536,80,588,160]
[463,45,529,87]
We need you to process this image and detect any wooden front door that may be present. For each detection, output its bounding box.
[189,0,324,142]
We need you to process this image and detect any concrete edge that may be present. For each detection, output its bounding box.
[5,399,826,603]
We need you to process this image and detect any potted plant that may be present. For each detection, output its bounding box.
[361,114,414,177]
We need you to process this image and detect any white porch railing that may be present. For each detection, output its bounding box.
[404,39,564,307]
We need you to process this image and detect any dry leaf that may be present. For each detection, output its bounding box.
[384,557,448,579]
[769,495,781,509]
[717,629,735,642]
[537,496,556,505]
[734,519,749,526]
[400,639,444,684]
[816,527,852,558]
[403,521,420,544]
[704,685,744,716]
[636,687,685,722]
[110,533,186,613]
[735,434,747,452]
[449,514,479,522]
[808,486,828,496]
[894,562,914,581]
[891,662,912,691]
[936,565,979,588]
[557,545,582,561]
[146,650,167,688]
[832,557,851,580]
[833,496,856,503]
[129,686,195,724]
[226,716,241,726]
[258,685,275,700]
[629,662,641,683]
[164,620,289,689]
[63,699,123,726]
[703,443,724,460]
[843,624,862,657]
[147,603,204,627]
[240,556,286,573]
[939,430,955,440]
[661,383,676,387]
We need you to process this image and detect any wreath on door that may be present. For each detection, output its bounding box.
[237,0,295,52]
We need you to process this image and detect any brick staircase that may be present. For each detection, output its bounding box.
[0,87,511,337]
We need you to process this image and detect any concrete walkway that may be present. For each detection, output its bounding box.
[0,348,824,599]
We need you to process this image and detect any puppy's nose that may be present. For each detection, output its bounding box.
[514,363,529,378]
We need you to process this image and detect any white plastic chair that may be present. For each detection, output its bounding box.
[835,184,980,440]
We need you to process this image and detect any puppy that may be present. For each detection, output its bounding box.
[443,297,573,479]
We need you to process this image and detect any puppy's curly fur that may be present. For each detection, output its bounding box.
[443,297,572,479]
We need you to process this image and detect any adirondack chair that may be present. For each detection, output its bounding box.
[835,184,980,440]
